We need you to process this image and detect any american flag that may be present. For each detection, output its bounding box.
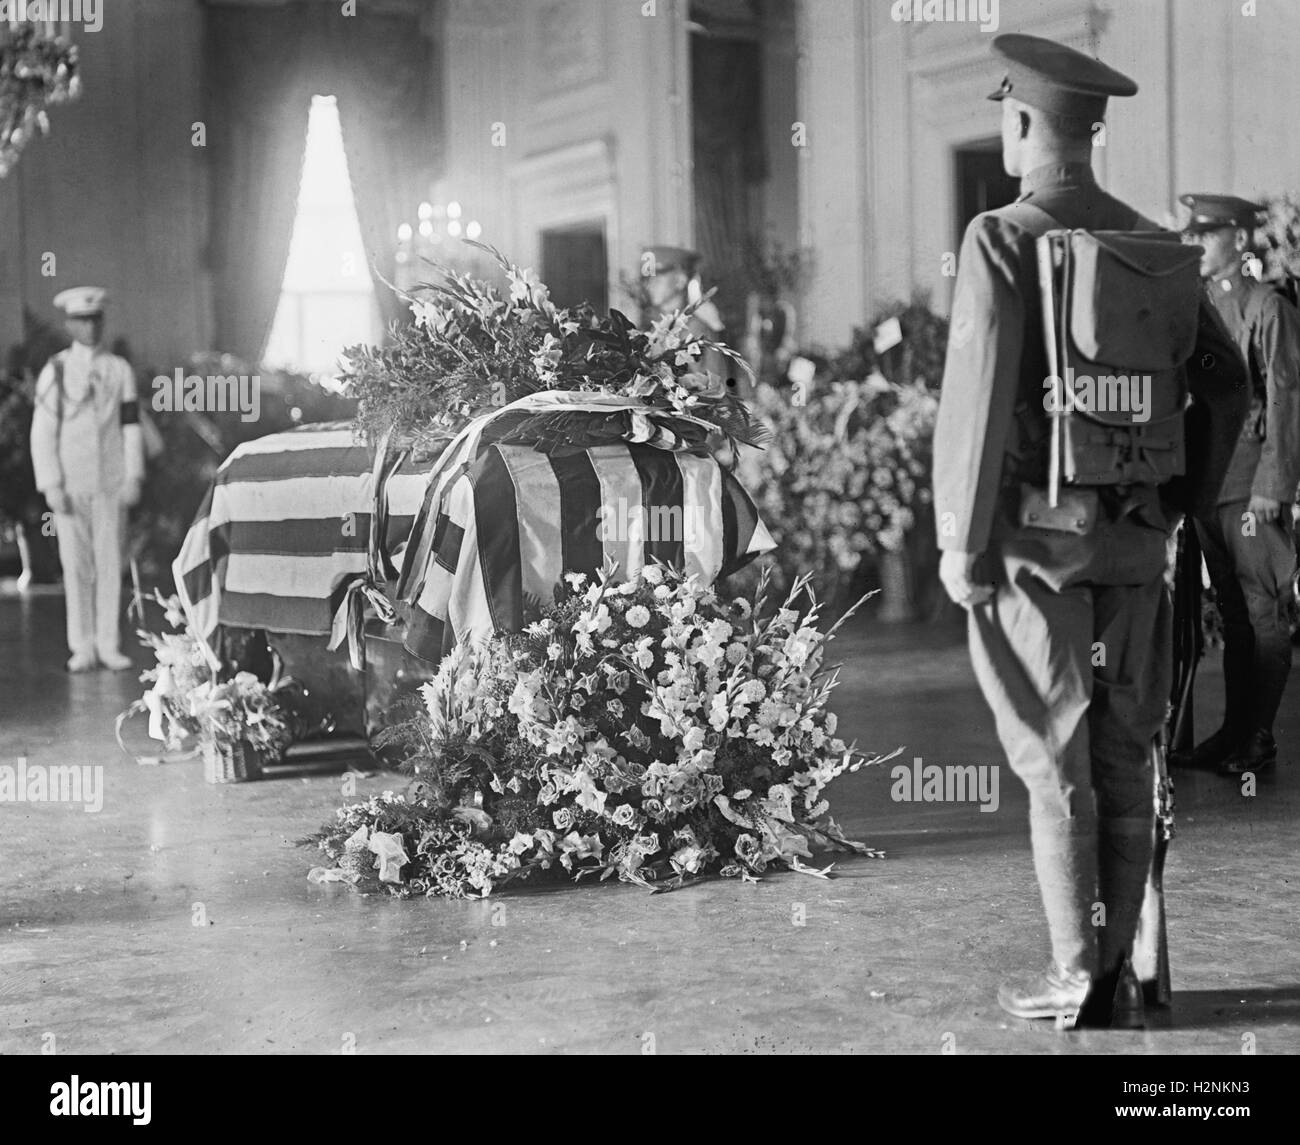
[174,409,774,667]
[172,423,428,658]
[400,439,774,662]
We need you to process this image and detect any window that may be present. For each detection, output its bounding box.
[264,95,383,377]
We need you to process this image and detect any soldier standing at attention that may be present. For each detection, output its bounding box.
[1175,195,1300,776]
[30,287,145,673]
[641,245,737,392]
[933,36,1248,1026]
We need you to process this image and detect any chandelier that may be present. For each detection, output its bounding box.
[394,199,484,291]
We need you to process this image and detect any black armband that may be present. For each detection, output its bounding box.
[120,400,139,425]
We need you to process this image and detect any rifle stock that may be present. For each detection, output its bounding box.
[1131,521,1200,1007]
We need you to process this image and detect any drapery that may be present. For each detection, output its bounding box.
[691,31,766,339]
[329,18,436,330]
[203,3,438,361]
[203,5,314,365]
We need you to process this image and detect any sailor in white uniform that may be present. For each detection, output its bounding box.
[30,287,145,672]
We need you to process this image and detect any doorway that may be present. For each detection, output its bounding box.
[953,139,1020,248]
[540,223,609,312]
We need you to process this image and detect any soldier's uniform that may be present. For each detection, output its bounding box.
[1179,194,1300,775]
[30,288,145,672]
[641,245,735,388]
[933,36,1249,1024]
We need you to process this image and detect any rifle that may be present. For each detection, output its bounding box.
[1131,519,1202,1006]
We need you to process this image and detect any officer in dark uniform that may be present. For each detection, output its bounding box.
[933,35,1249,1026]
[1176,195,1300,775]
[641,245,736,388]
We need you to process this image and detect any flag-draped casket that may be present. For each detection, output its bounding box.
[173,407,774,740]
[173,422,428,647]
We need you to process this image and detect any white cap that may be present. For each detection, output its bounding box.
[53,286,108,317]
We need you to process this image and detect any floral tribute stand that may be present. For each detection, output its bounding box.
[118,594,296,783]
[296,243,893,898]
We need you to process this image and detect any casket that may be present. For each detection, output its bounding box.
[173,404,773,754]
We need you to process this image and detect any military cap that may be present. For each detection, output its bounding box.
[53,286,108,317]
[642,245,701,277]
[988,33,1137,122]
[1178,193,1266,234]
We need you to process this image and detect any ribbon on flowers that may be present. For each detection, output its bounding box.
[143,664,172,741]
[396,392,717,605]
[327,428,408,670]
[328,575,397,670]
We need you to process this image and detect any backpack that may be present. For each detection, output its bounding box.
[1014,203,1203,504]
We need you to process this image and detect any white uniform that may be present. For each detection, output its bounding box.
[30,342,144,661]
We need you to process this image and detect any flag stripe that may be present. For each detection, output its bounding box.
[222,424,356,460]
[628,445,685,570]
[433,515,463,575]
[502,446,565,608]
[472,445,524,633]
[214,446,369,484]
[549,450,604,577]
[443,477,492,651]
[220,592,334,635]
[679,452,724,581]
[591,446,645,582]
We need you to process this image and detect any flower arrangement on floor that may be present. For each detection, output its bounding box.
[304,563,889,897]
[747,302,942,601]
[188,670,296,782]
[117,592,296,782]
[340,241,767,457]
[0,24,80,180]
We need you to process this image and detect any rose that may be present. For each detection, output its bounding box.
[734,832,764,869]
[553,806,576,831]
[610,803,639,828]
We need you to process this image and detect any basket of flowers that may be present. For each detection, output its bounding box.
[118,592,297,782]
[189,670,295,783]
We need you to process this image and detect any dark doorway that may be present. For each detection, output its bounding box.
[953,139,1019,247]
[540,224,608,312]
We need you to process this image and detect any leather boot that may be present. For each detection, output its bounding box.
[1222,625,1256,717]
[1110,960,1146,1030]
[1220,728,1278,775]
[1027,816,1100,978]
[1097,816,1155,975]
[998,963,1093,1025]
[1170,723,1241,770]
